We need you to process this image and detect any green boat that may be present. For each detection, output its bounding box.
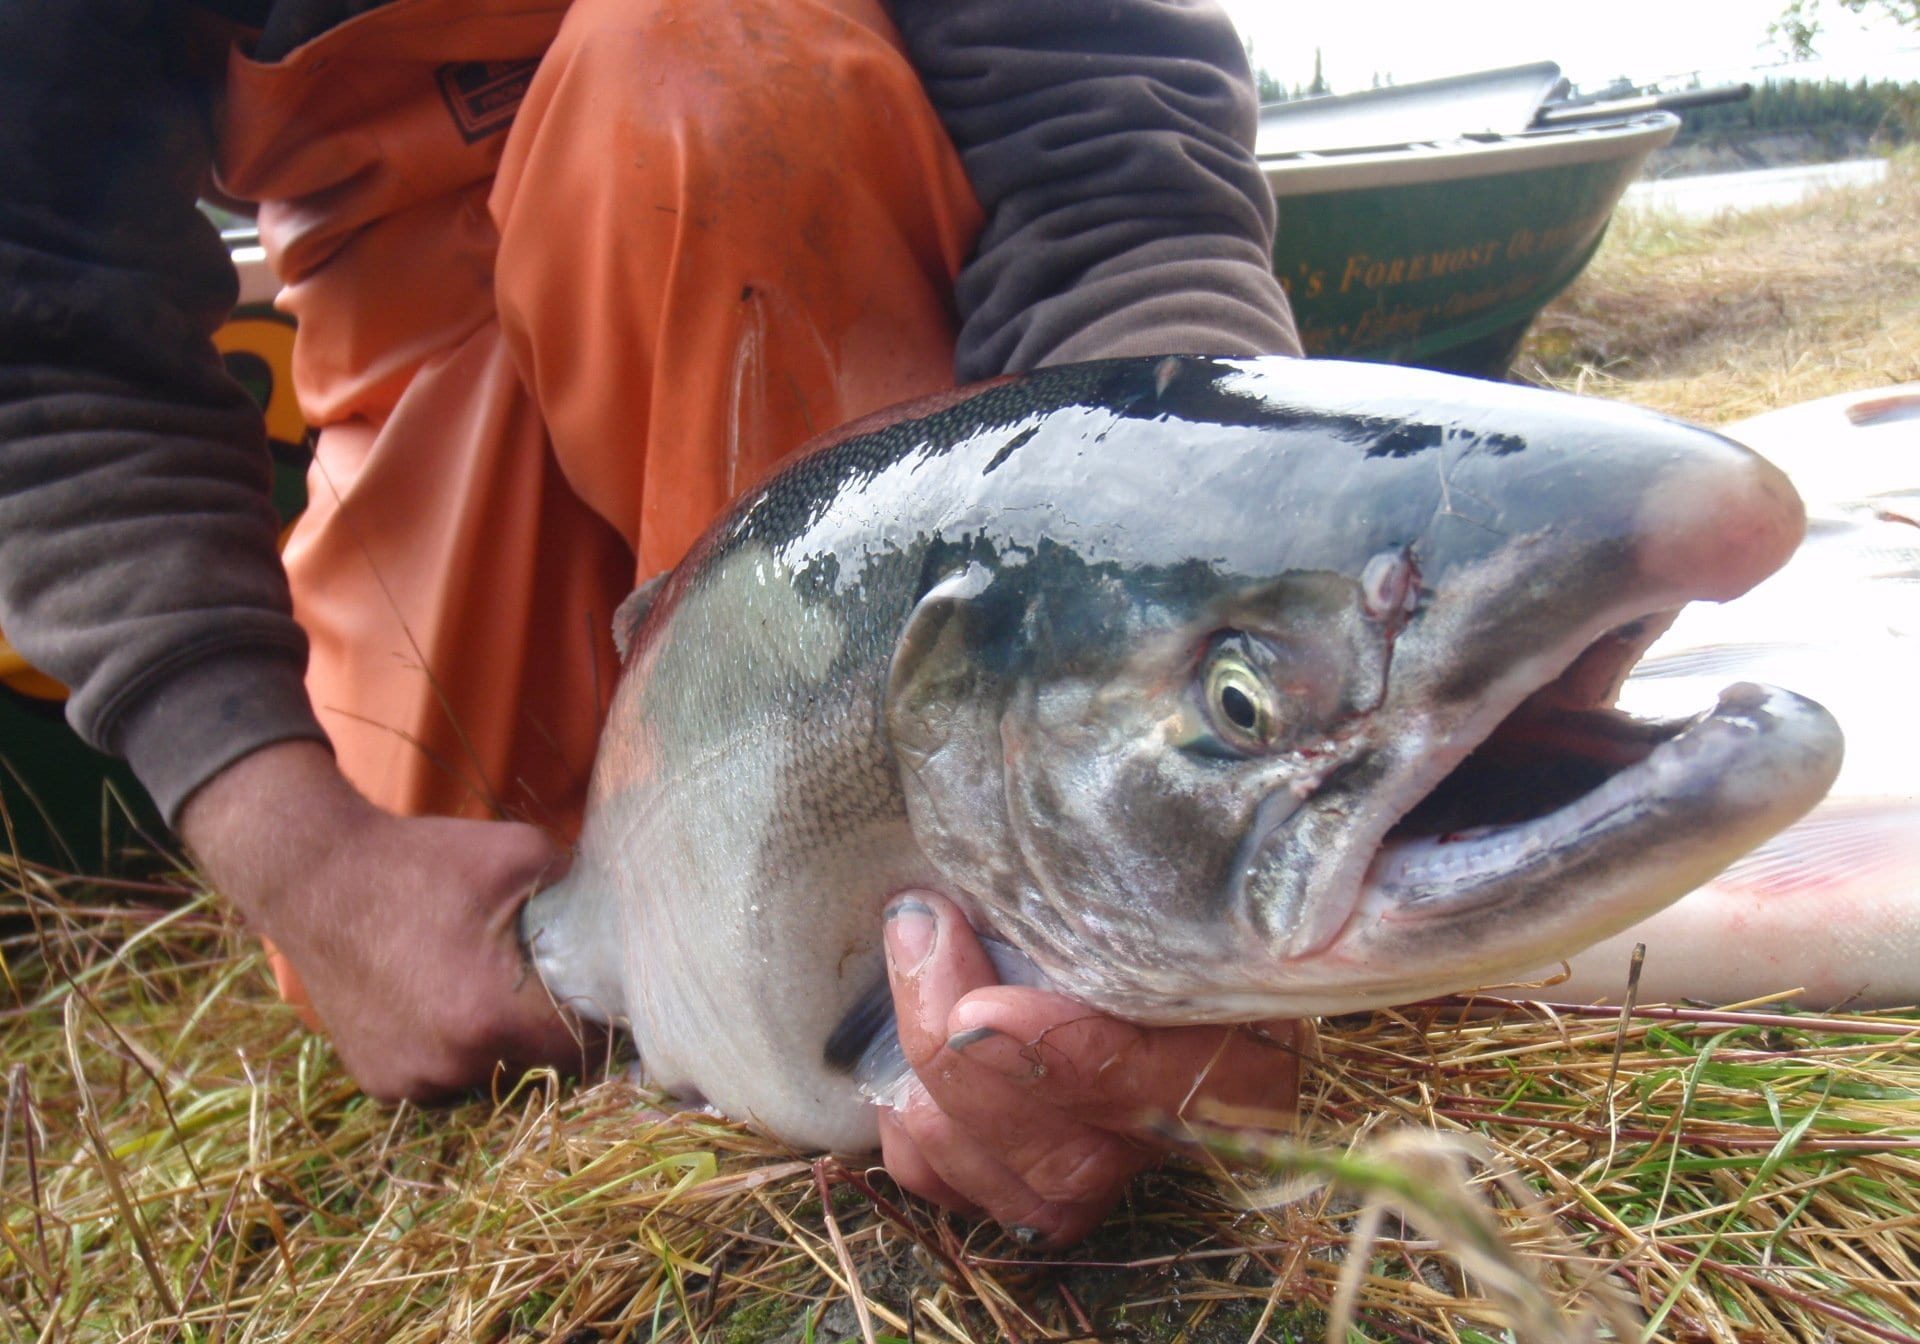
[1261,62,1682,376]
[2,64,1691,869]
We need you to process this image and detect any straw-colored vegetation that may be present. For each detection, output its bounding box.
[1519,149,1920,423]
[8,166,1920,1343]
[8,863,1919,1343]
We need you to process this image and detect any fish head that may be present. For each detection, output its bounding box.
[887,357,1842,1020]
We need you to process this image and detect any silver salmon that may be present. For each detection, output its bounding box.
[1549,385,1919,1007]
[523,355,1840,1151]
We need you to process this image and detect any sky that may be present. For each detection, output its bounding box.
[1220,0,1920,96]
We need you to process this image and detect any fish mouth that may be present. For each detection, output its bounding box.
[1307,616,1844,1001]
[1371,685,1797,901]
[1380,613,1696,856]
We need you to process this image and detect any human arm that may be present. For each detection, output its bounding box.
[0,1,592,1098]
[177,741,600,1101]
[889,0,1302,379]
[0,0,324,816]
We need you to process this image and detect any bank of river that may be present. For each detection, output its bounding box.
[1521,151,1920,424]
[1621,157,1890,218]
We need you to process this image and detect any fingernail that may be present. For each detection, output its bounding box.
[884,897,936,972]
[945,1026,998,1051]
[947,1026,1042,1079]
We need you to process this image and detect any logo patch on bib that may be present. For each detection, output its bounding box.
[436,60,537,144]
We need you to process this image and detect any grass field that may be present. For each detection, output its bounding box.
[5,160,1918,1344]
[1517,151,1920,423]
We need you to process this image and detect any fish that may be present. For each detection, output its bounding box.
[521,354,1841,1151]
[1545,385,1920,1007]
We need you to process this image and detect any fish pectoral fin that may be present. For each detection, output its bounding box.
[827,978,912,1104]
[611,572,672,661]
[1845,392,1920,427]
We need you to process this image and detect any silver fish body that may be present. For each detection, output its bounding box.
[1551,386,1920,1007]
[524,355,1839,1150]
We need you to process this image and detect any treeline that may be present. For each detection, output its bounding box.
[1251,57,1916,145]
[1672,77,1917,142]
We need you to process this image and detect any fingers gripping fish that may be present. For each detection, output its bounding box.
[522,355,1840,1152]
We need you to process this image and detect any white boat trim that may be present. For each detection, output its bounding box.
[1261,113,1679,199]
[227,239,277,307]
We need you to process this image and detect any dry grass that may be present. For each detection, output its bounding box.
[7,862,1919,1344]
[1518,150,1920,423]
[9,167,1920,1343]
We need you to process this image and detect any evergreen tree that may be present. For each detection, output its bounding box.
[1242,37,1284,104]
[1670,76,1917,145]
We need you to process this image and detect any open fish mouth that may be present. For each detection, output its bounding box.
[1232,607,1846,1011]
[1372,682,1830,909]
[1334,616,1843,988]
[1380,610,1714,876]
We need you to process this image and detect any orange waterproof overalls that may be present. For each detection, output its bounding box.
[216,0,983,1006]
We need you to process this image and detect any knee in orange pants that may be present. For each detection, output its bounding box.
[221,0,982,1017]
[492,0,984,573]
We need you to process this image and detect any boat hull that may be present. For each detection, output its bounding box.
[1262,113,1678,376]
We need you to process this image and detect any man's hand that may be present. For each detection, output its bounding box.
[178,741,600,1102]
[879,891,1301,1248]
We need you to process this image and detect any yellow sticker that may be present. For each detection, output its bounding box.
[213,313,303,448]
[0,625,68,701]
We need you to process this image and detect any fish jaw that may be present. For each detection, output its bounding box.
[1272,683,1844,1015]
[1537,384,1920,1009]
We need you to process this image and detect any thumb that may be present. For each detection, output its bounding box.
[882,891,999,1074]
[439,816,572,930]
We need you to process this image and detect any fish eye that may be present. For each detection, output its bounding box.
[1202,638,1276,751]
